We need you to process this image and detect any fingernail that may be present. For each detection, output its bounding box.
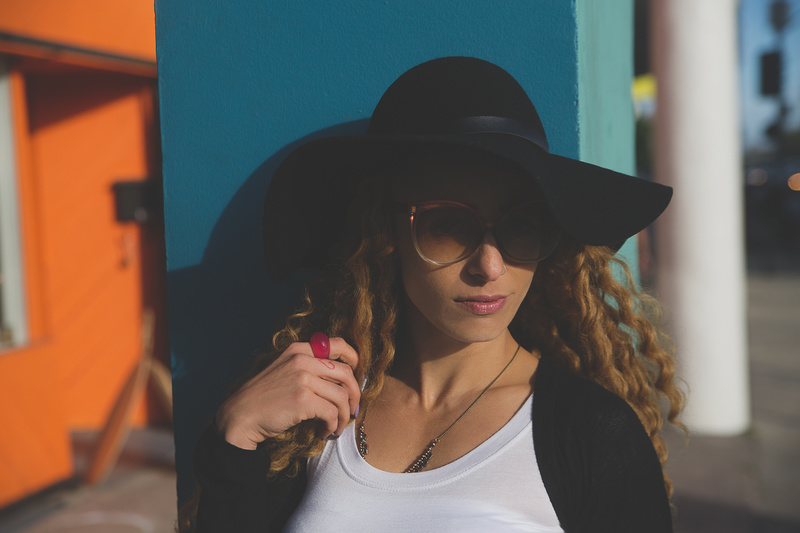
[354,404,360,418]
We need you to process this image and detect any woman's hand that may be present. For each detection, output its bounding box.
[214,337,360,450]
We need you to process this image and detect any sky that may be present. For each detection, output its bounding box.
[740,0,800,150]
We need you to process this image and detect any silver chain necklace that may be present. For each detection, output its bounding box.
[357,344,521,473]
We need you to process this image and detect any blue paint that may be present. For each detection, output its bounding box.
[576,0,639,279]
[157,0,633,504]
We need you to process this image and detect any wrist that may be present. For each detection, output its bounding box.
[215,406,260,450]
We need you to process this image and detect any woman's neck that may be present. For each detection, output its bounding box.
[391,309,520,410]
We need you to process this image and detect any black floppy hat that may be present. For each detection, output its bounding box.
[263,56,671,281]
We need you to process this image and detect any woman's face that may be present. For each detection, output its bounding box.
[393,152,542,345]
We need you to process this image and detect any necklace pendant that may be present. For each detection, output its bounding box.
[403,437,439,473]
[357,422,369,458]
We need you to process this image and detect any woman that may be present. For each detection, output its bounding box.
[185,57,684,532]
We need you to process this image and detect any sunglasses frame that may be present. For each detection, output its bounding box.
[401,200,561,266]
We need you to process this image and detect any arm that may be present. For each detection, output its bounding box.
[193,425,306,532]
[192,337,360,531]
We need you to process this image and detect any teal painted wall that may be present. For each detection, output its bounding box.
[156,0,634,503]
[576,0,639,277]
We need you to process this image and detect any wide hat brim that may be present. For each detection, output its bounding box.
[263,57,672,282]
[263,132,671,282]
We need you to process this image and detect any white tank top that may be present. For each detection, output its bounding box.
[283,396,563,532]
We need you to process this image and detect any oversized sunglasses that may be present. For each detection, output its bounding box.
[401,200,561,265]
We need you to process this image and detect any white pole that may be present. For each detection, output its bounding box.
[652,0,750,434]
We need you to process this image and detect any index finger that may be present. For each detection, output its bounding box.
[327,337,359,373]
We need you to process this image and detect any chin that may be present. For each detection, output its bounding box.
[436,318,512,345]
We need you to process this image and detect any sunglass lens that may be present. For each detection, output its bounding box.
[498,207,559,262]
[414,206,482,264]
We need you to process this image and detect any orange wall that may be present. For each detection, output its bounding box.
[0,64,166,508]
[25,70,155,428]
[0,0,156,62]
[0,345,73,507]
[0,3,164,507]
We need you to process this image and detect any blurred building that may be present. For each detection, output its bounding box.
[0,1,167,508]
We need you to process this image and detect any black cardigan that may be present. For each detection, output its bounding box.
[193,356,673,532]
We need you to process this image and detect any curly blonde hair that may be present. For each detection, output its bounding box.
[512,240,685,496]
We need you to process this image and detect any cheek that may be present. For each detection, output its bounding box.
[522,263,537,287]
[502,263,537,317]
[511,268,536,305]
[516,266,539,314]
[520,264,537,294]
[399,235,434,295]
[397,230,450,310]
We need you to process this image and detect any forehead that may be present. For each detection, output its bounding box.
[391,149,542,208]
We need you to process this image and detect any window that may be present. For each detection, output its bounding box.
[0,57,28,349]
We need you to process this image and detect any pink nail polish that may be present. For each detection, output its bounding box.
[355,404,360,418]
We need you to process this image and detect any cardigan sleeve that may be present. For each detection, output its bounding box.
[533,358,673,533]
[193,424,307,532]
[574,392,673,533]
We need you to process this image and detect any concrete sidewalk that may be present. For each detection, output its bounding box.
[667,274,800,533]
[1,274,798,533]
[0,430,178,533]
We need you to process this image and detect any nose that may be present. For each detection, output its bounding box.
[465,232,505,281]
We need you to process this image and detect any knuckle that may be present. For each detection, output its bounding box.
[294,386,312,404]
[287,341,303,351]
[332,386,348,405]
[288,355,309,371]
[296,371,314,387]
[338,398,349,416]
[326,403,339,421]
[284,342,307,357]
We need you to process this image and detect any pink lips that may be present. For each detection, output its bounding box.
[455,294,508,315]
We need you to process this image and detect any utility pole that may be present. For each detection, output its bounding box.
[763,0,791,154]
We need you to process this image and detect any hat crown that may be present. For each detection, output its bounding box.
[368,57,549,151]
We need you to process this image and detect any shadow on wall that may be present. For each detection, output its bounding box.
[166,119,370,504]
